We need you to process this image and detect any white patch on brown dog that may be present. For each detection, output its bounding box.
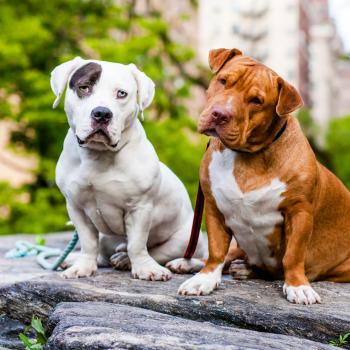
[209,149,286,268]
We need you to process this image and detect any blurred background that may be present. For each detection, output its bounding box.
[0,0,349,235]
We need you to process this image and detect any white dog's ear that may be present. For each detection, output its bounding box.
[128,64,155,120]
[50,56,84,109]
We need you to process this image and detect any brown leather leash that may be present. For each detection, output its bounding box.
[183,141,210,259]
[183,180,205,259]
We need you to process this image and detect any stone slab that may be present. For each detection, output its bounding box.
[46,301,335,350]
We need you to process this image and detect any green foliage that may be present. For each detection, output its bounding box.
[0,0,207,234]
[329,332,350,347]
[297,108,333,170]
[19,316,47,350]
[144,117,206,203]
[326,116,350,189]
[35,234,46,246]
[297,109,350,190]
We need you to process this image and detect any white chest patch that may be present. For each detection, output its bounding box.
[209,149,286,267]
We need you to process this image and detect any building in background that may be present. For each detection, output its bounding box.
[198,0,312,106]
[335,59,350,118]
[198,0,348,134]
[133,0,198,46]
[309,0,342,133]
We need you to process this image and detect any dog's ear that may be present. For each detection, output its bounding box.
[50,57,84,109]
[276,77,303,117]
[208,48,242,74]
[128,64,155,120]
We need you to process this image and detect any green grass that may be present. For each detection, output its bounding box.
[329,332,350,347]
[19,316,47,350]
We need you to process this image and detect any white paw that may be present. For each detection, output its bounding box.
[132,262,172,281]
[61,258,97,279]
[59,252,81,269]
[283,283,321,305]
[110,252,131,271]
[166,258,204,274]
[178,272,221,296]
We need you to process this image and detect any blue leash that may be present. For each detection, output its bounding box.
[5,231,79,271]
[37,231,79,270]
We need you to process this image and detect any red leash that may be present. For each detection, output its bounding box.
[183,181,205,259]
[183,141,210,259]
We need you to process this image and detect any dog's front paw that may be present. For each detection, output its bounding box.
[110,252,131,271]
[178,272,220,296]
[61,258,97,279]
[283,283,321,305]
[166,258,204,274]
[131,262,172,281]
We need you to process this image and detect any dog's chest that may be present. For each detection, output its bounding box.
[208,149,286,267]
[67,169,128,235]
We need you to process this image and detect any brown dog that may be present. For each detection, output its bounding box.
[178,48,350,304]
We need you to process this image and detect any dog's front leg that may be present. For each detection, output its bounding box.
[61,202,98,279]
[125,203,172,281]
[178,200,231,295]
[282,205,321,304]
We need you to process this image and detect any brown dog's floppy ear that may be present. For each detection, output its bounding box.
[276,77,303,117]
[208,48,242,74]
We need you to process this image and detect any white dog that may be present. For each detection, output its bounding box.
[51,57,206,280]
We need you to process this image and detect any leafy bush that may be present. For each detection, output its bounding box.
[326,115,350,189]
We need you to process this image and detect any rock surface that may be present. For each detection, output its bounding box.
[0,233,349,349]
[0,315,26,350]
[46,301,335,350]
[1,270,349,347]
[0,232,75,286]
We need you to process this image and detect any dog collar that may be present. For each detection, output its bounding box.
[272,120,288,143]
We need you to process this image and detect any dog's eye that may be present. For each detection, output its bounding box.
[218,78,227,85]
[78,85,90,94]
[116,90,128,99]
[249,97,263,105]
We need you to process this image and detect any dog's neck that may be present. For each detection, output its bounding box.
[215,116,299,163]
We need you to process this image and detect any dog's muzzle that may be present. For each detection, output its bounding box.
[76,129,118,148]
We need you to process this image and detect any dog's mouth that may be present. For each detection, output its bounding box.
[202,128,219,138]
[77,129,118,148]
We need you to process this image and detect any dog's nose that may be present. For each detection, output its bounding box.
[91,107,113,123]
[211,107,231,125]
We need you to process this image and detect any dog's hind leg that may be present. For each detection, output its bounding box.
[229,259,257,279]
[323,256,350,282]
[99,234,127,268]
[166,257,205,274]
[150,221,208,274]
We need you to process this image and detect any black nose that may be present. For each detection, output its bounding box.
[91,107,113,123]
